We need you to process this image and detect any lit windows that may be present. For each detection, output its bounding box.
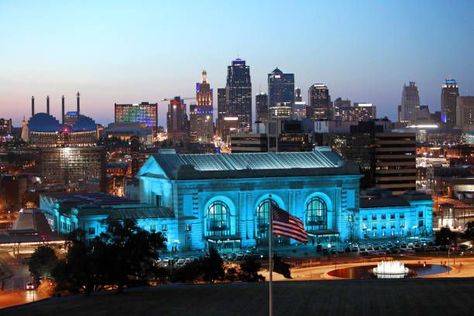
[306,197,327,231]
[206,201,231,237]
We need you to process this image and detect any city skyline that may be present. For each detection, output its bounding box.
[1,0,474,126]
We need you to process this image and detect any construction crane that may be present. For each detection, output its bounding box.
[161,97,196,102]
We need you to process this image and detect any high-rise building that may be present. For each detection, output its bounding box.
[307,83,331,120]
[456,96,474,132]
[217,88,227,138]
[114,102,158,130]
[441,78,459,127]
[255,92,268,122]
[334,103,376,122]
[268,68,294,108]
[374,132,416,195]
[295,88,303,102]
[226,58,252,130]
[167,97,189,143]
[189,70,214,143]
[399,82,420,124]
[0,118,12,135]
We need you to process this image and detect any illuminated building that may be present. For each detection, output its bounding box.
[104,122,153,145]
[166,97,189,143]
[189,71,214,143]
[114,102,158,130]
[0,118,12,135]
[333,103,376,122]
[226,58,252,131]
[293,88,306,119]
[38,148,433,251]
[268,68,294,108]
[269,103,292,120]
[374,132,416,195]
[399,82,420,124]
[216,88,227,138]
[441,78,459,127]
[456,96,474,132]
[307,83,331,120]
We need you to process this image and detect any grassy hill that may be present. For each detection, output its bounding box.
[3,278,474,316]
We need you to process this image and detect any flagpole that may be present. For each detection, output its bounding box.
[268,195,273,316]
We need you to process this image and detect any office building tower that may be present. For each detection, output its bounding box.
[190,71,214,143]
[114,102,158,130]
[374,132,416,195]
[167,97,189,142]
[268,68,295,108]
[456,96,474,132]
[399,82,420,124]
[255,92,269,122]
[334,103,376,122]
[226,58,252,130]
[441,78,459,127]
[217,88,227,138]
[307,83,331,120]
[295,88,303,102]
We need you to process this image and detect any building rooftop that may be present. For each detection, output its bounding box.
[360,189,431,208]
[143,147,360,180]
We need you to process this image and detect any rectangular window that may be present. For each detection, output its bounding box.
[418,220,424,227]
[372,215,377,220]
[156,195,162,207]
[381,214,386,220]
[88,227,95,235]
[362,215,368,221]
[400,213,405,219]
[150,224,156,232]
[390,214,395,220]
[418,211,423,218]
[185,224,192,231]
[162,224,168,231]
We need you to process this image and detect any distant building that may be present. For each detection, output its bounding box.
[307,83,331,120]
[189,71,214,143]
[269,103,292,120]
[104,122,153,145]
[456,96,474,132]
[114,102,158,130]
[441,78,459,127]
[295,88,303,102]
[0,118,12,135]
[255,92,269,122]
[268,68,295,108]
[217,88,227,138]
[333,103,376,122]
[399,82,420,124]
[226,59,252,131]
[166,97,189,143]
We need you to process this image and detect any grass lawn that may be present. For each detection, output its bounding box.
[3,278,474,316]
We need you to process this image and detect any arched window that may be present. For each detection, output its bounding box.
[305,197,328,231]
[256,199,277,240]
[206,201,231,237]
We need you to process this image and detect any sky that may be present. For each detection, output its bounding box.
[0,0,473,126]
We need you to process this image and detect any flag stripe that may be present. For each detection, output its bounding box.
[271,204,308,243]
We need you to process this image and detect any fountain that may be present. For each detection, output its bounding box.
[372,261,409,279]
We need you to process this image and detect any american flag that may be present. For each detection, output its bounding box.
[271,204,308,243]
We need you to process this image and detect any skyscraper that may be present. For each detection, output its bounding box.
[441,78,459,127]
[226,58,252,130]
[268,68,294,108]
[399,82,420,124]
[217,88,227,138]
[190,70,214,143]
[456,96,474,132]
[295,88,303,102]
[255,92,268,122]
[167,97,189,143]
[307,83,331,120]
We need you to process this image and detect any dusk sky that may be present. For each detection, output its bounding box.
[1,0,473,126]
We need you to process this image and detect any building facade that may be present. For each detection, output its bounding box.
[255,92,269,123]
[268,68,295,108]
[166,97,189,143]
[399,82,420,124]
[114,102,158,130]
[456,96,474,132]
[189,70,214,143]
[441,78,459,127]
[226,59,252,131]
[307,84,331,120]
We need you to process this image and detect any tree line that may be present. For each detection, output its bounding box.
[28,218,265,295]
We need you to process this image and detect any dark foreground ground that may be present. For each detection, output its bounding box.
[3,278,474,316]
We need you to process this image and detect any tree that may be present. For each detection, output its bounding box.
[464,221,474,240]
[436,227,457,246]
[202,247,224,283]
[239,256,264,282]
[28,246,58,282]
[273,255,292,279]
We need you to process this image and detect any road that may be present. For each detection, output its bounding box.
[0,249,51,309]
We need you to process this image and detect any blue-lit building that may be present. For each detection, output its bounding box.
[38,147,433,252]
[268,68,295,108]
